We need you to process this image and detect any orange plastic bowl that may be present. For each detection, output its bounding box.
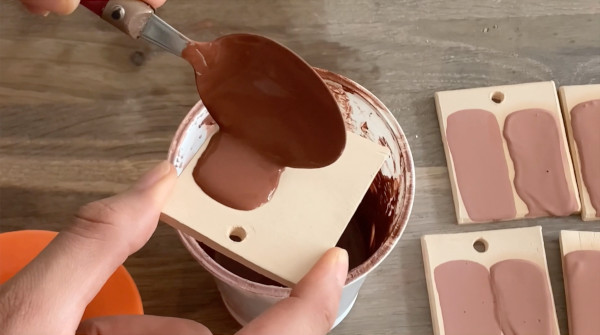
[0,230,143,320]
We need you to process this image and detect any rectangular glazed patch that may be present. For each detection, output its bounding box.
[435,81,580,224]
[421,226,560,335]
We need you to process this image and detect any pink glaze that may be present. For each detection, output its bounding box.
[504,109,577,217]
[564,250,600,335]
[434,260,501,335]
[490,259,555,335]
[446,109,516,222]
[571,99,600,217]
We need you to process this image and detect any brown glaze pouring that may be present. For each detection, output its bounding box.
[182,35,347,210]
[79,1,346,210]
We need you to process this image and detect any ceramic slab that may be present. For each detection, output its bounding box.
[421,226,559,335]
[558,85,600,221]
[559,230,600,335]
[435,81,580,224]
[560,230,600,255]
[161,131,389,286]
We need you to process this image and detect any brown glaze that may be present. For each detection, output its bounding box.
[564,250,600,335]
[571,99,600,216]
[318,67,412,282]
[339,172,399,269]
[182,34,346,210]
[446,109,516,222]
[434,260,501,335]
[504,108,577,217]
[490,259,555,335]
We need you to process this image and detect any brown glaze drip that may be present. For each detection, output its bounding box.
[504,108,577,217]
[490,259,555,335]
[324,80,354,132]
[197,170,398,285]
[446,109,516,222]
[182,34,346,210]
[434,260,501,335]
[571,99,600,216]
[564,250,600,335]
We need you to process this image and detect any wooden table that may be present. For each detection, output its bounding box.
[1,1,599,333]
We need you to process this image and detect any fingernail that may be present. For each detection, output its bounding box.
[334,248,349,286]
[22,3,50,16]
[133,160,173,191]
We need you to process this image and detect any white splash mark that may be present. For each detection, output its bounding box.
[195,49,208,68]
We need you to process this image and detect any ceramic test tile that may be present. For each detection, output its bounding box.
[161,131,389,286]
[559,85,600,221]
[435,81,580,224]
[421,226,559,335]
[559,230,600,335]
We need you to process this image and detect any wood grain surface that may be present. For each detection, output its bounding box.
[1,1,599,334]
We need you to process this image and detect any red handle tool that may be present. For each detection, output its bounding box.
[79,0,154,39]
[79,0,189,56]
[80,0,110,16]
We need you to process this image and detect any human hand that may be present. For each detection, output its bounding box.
[0,160,349,335]
[77,247,348,335]
[20,0,167,16]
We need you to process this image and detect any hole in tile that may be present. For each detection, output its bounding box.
[229,226,247,242]
[491,91,504,104]
[473,238,488,253]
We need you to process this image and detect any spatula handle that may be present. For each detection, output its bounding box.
[80,0,110,16]
[79,0,154,39]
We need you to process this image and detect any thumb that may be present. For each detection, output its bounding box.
[237,247,349,335]
[21,0,79,15]
[0,161,176,335]
[70,160,176,257]
[20,0,167,15]
[76,315,212,335]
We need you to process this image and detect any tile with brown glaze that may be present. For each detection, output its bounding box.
[436,81,580,224]
[422,226,560,335]
[559,85,600,221]
[162,130,389,286]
